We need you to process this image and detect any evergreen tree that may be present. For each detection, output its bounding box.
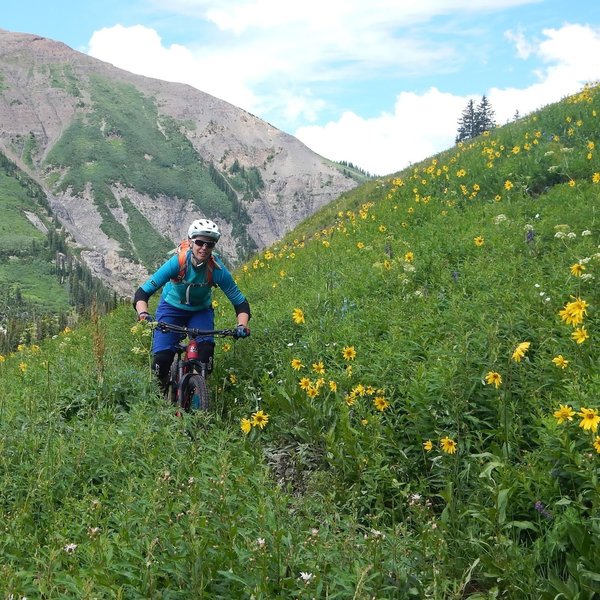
[455,99,477,143]
[475,95,496,134]
[456,96,496,143]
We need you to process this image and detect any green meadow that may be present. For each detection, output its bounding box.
[0,84,599,598]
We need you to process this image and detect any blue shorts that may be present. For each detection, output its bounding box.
[152,298,215,354]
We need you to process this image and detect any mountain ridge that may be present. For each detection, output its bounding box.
[0,29,362,295]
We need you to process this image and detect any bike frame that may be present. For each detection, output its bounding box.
[153,321,237,410]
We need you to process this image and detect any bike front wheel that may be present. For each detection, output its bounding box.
[181,374,210,412]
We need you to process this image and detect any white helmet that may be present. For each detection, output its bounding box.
[188,218,221,241]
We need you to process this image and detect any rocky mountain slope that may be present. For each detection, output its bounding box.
[0,29,360,294]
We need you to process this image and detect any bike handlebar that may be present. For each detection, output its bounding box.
[153,321,238,338]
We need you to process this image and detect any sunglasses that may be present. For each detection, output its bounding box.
[191,239,216,249]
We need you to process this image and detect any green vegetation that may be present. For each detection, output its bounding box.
[121,196,175,270]
[333,158,374,180]
[49,64,82,97]
[1,84,599,598]
[44,75,254,263]
[227,159,265,199]
[0,153,116,353]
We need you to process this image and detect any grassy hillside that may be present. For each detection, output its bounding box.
[0,84,599,598]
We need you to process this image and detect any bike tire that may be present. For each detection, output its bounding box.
[181,374,210,412]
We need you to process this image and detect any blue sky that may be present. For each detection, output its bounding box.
[3,0,600,175]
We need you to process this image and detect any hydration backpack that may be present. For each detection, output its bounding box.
[170,239,218,287]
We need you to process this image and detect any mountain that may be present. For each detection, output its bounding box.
[0,29,362,295]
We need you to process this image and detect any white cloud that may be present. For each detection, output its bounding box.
[88,24,261,111]
[298,23,600,175]
[504,28,535,59]
[296,88,465,175]
[86,9,600,177]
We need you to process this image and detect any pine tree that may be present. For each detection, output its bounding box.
[455,99,477,143]
[475,95,496,134]
[456,96,496,143]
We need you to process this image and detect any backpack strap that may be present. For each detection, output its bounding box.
[170,240,220,287]
[173,239,191,283]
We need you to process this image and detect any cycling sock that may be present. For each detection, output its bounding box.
[195,341,215,374]
[153,350,175,391]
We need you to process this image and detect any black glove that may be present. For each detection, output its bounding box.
[138,311,154,322]
[234,324,250,339]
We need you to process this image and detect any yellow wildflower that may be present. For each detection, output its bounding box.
[474,236,484,247]
[553,404,575,424]
[511,341,531,363]
[299,377,311,390]
[240,418,252,434]
[559,298,588,326]
[594,437,600,453]
[578,408,600,432]
[423,440,433,452]
[570,263,585,277]
[292,308,305,324]
[552,355,569,369]
[345,392,357,406]
[307,386,319,398]
[374,396,390,411]
[291,358,304,371]
[251,410,269,429]
[485,371,502,388]
[342,346,357,361]
[312,361,325,374]
[440,437,457,454]
[571,328,589,344]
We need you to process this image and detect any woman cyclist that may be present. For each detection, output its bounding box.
[133,218,250,391]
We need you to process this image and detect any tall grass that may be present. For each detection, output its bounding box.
[1,84,599,598]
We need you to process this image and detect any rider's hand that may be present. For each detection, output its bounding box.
[234,324,250,339]
[138,311,154,322]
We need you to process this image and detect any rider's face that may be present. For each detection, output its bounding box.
[191,237,215,260]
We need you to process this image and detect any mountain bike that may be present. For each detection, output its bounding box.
[153,321,239,413]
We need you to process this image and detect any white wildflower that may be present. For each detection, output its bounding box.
[299,572,314,584]
[581,230,592,236]
[567,232,577,239]
[554,231,566,239]
[63,543,78,553]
